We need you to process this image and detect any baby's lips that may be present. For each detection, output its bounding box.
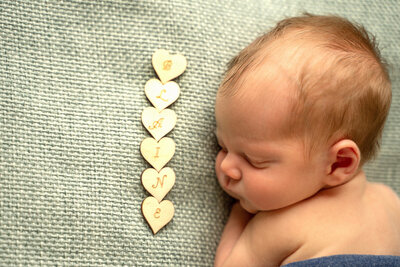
[217,173,233,194]
[224,179,231,190]
[216,172,228,187]
[222,179,241,199]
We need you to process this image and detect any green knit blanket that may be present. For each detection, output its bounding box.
[1,1,399,265]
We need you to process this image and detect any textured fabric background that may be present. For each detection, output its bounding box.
[1,1,399,266]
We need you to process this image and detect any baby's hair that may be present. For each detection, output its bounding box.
[219,14,391,166]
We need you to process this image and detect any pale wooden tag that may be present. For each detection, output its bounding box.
[152,49,187,84]
[142,196,174,234]
[142,107,176,141]
[145,78,180,111]
[142,167,175,202]
[140,137,175,172]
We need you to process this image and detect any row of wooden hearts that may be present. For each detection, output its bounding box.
[141,49,186,234]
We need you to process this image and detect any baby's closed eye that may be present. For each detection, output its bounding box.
[245,156,275,169]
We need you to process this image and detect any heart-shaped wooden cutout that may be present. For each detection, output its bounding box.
[145,79,180,111]
[142,196,174,234]
[152,49,187,84]
[142,107,176,141]
[142,167,175,202]
[140,137,175,172]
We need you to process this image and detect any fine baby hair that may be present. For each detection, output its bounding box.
[218,13,391,166]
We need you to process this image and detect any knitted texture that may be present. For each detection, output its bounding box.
[1,1,399,266]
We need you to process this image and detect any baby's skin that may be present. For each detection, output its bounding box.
[213,73,400,266]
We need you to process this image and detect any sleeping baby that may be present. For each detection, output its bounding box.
[214,14,400,266]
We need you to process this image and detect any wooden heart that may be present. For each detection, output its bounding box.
[142,196,174,234]
[152,49,187,84]
[145,78,180,111]
[140,137,175,172]
[142,167,175,202]
[142,107,176,141]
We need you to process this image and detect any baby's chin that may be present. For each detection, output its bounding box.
[239,200,259,214]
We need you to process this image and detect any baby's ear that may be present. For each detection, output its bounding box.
[324,139,361,187]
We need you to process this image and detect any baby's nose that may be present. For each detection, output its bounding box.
[220,155,241,180]
[224,168,241,180]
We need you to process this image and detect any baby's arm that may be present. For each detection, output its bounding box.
[215,205,302,267]
[214,203,253,266]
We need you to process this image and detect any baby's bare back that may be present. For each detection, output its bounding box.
[281,181,400,265]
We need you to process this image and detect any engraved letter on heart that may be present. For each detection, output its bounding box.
[152,49,187,84]
[145,79,180,111]
[142,167,175,202]
[142,196,175,234]
[140,137,175,172]
[142,107,177,141]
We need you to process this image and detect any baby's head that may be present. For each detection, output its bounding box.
[215,14,391,212]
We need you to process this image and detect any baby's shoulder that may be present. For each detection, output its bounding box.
[368,182,400,199]
[253,194,333,231]
[253,182,400,235]
[366,182,400,211]
[259,183,399,225]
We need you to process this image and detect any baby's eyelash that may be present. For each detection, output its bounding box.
[244,154,273,168]
[247,160,269,169]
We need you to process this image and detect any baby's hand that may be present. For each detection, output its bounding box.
[214,202,254,267]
